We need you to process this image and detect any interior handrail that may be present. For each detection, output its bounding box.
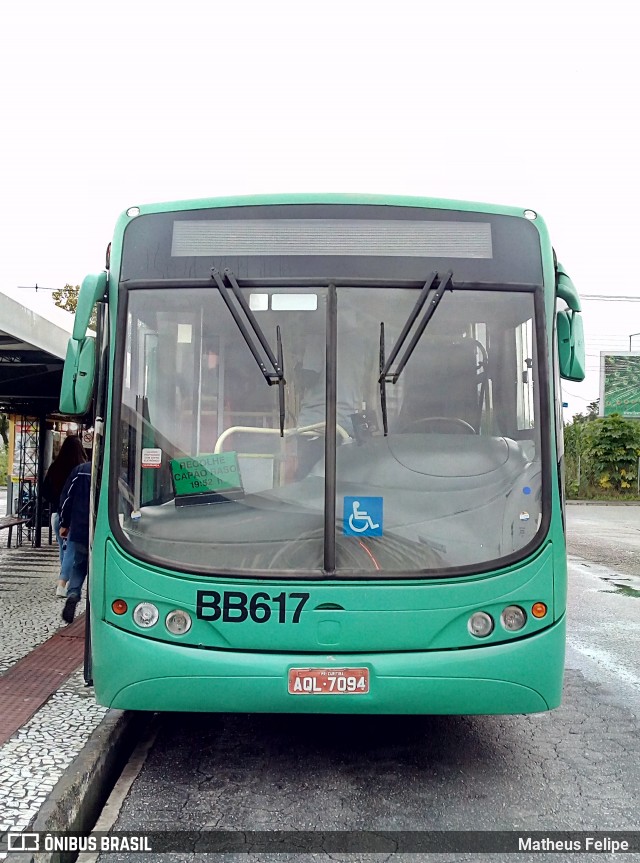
[214,422,350,453]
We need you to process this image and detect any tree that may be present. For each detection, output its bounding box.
[590,414,640,492]
[564,412,598,493]
[0,413,8,448]
[52,283,80,314]
[563,409,640,496]
[52,283,97,329]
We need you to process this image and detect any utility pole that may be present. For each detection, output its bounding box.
[628,332,640,351]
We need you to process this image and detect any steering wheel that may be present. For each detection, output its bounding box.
[402,416,476,434]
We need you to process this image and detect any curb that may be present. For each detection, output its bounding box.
[11,709,151,863]
[567,499,640,506]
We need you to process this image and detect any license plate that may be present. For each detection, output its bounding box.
[288,667,369,695]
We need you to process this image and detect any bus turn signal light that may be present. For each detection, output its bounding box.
[531,602,547,619]
[112,599,128,615]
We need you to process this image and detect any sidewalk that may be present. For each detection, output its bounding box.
[0,521,107,850]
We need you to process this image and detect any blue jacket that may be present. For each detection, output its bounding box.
[59,462,91,545]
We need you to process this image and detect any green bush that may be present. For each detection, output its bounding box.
[590,414,640,492]
[564,413,640,498]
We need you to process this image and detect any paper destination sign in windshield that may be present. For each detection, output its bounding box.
[171,452,243,498]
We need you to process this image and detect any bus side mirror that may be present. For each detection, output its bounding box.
[73,272,107,340]
[557,309,585,382]
[60,336,96,414]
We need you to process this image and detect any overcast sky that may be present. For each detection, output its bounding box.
[1,0,638,416]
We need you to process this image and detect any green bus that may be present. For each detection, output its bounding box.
[61,194,585,714]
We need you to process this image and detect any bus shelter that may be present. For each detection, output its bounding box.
[0,292,81,547]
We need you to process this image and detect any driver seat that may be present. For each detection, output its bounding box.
[395,338,486,433]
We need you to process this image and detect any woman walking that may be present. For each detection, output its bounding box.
[41,435,87,596]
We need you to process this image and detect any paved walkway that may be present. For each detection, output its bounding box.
[0,614,86,746]
[0,515,107,845]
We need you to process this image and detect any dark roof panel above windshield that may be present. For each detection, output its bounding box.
[121,204,543,285]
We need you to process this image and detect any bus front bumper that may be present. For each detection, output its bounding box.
[92,616,565,715]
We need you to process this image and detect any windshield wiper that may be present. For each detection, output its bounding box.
[378,270,453,436]
[276,324,285,437]
[212,268,287,436]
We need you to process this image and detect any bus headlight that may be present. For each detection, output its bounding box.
[166,610,192,635]
[468,611,494,638]
[133,602,159,628]
[500,605,527,631]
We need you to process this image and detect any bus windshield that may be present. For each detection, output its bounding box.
[114,280,544,577]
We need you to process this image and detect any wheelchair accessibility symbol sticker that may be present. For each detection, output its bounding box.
[343,496,383,536]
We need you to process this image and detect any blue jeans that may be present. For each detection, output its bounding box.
[52,512,66,567]
[60,540,88,600]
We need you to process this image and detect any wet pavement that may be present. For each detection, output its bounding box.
[566,503,640,577]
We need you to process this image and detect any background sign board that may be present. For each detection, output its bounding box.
[599,352,640,417]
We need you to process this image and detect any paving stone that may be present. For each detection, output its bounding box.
[0,535,107,851]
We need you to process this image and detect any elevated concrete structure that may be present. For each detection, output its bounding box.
[0,292,71,415]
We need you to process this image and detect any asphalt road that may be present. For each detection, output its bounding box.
[566,503,640,577]
[92,506,640,863]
